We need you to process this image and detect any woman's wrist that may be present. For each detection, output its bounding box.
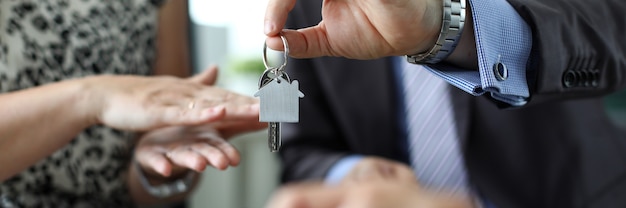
[137,160,191,184]
[66,76,105,128]
[132,159,197,198]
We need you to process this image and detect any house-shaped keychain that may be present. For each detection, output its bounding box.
[254,76,304,123]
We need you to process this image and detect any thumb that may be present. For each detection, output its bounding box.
[267,28,331,59]
[189,65,219,85]
[135,148,173,177]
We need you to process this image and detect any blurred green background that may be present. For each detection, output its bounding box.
[230,57,266,75]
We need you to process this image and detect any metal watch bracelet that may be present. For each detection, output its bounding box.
[406,0,467,65]
[134,160,197,198]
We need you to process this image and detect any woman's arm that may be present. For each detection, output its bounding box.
[0,72,243,182]
[0,79,97,181]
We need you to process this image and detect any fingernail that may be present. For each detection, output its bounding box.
[209,106,225,113]
[264,20,274,35]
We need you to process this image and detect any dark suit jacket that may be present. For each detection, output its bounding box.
[280,0,626,207]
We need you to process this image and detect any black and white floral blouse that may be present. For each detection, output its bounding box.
[0,0,166,207]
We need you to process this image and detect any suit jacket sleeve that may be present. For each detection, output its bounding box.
[507,0,626,105]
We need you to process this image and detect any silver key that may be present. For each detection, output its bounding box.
[257,69,291,152]
[254,35,304,152]
[267,122,281,151]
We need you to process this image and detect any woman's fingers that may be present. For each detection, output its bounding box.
[205,136,241,166]
[141,79,257,130]
[189,65,219,85]
[224,102,260,119]
[187,130,240,168]
[161,131,240,171]
[135,147,173,177]
[212,120,267,138]
[167,143,237,171]
[190,142,235,170]
[166,147,209,172]
[145,102,261,137]
[148,106,226,128]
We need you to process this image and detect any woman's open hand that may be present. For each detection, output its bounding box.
[84,66,260,132]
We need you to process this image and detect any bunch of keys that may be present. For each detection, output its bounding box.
[254,35,304,152]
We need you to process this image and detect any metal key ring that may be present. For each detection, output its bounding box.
[263,34,289,71]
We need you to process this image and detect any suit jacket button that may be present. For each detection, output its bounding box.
[591,71,599,87]
[580,71,590,87]
[493,62,508,81]
[563,70,577,88]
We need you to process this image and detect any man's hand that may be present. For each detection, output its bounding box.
[266,156,475,208]
[266,181,475,208]
[342,157,417,185]
[264,0,442,59]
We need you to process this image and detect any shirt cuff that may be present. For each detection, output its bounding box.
[426,0,533,107]
[324,155,364,185]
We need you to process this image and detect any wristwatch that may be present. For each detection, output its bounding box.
[134,160,197,198]
[406,0,467,65]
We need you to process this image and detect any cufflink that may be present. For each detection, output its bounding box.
[493,55,508,81]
